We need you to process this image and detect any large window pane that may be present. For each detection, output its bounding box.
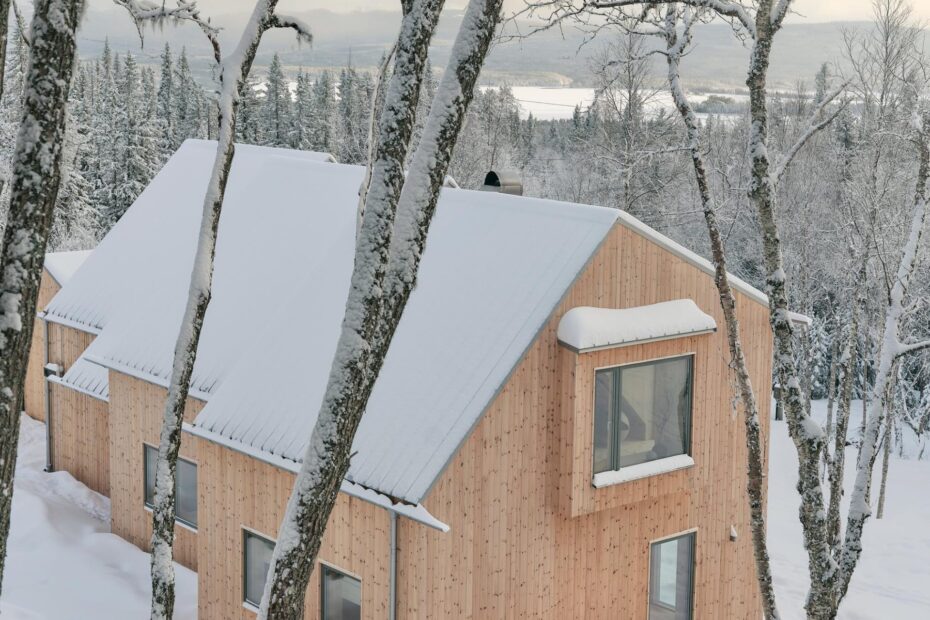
[143,444,198,528]
[592,356,693,475]
[619,356,692,467]
[322,565,361,620]
[649,533,695,620]
[144,445,157,507]
[243,530,275,607]
[593,369,615,474]
[176,458,198,527]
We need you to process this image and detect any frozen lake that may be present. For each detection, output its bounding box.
[490,86,748,121]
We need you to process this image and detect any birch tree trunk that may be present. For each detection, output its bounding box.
[826,262,866,551]
[0,0,10,102]
[875,399,892,519]
[258,1,445,616]
[744,3,836,617]
[148,3,309,618]
[0,0,83,595]
[834,105,930,604]
[260,1,504,616]
[821,333,840,480]
[661,9,778,618]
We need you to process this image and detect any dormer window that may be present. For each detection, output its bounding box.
[592,355,693,485]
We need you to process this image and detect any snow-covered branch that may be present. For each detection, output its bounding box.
[773,81,850,183]
[111,1,221,61]
[589,0,756,38]
[147,1,294,618]
[266,13,313,45]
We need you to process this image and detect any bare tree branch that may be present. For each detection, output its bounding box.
[774,81,851,183]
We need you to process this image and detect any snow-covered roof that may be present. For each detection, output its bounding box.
[44,251,92,287]
[557,300,718,353]
[43,141,336,333]
[49,356,109,402]
[49,139,770,507]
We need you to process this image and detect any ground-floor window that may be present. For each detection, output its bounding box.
[648,532,695,620]
[243,530,275,608]
[321,565,361,620]
[143,444,198,528]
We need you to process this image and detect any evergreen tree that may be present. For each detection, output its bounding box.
[292,69,314,150]
[310,70,336,153]
[156,43,176,155]
[237,75,263,144]
[262,53,291,147]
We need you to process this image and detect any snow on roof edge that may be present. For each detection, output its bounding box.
[41,312,102,335]
[84,353,212,402]
[183,422,449,532]
[44,250,92,286]
[557,300,718,353]
[613,211,768,307]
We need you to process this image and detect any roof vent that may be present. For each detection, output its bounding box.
[481,169,523,196]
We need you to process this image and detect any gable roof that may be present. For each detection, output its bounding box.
[43,141,336,334]
[52,139,769,507]
[44,251,92,287]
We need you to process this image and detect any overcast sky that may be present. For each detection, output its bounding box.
[179,0,930,22]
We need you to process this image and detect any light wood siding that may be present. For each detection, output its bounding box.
[107,372,203,570]
[42,321,106,495]
[24,268,61,421]
[197,440,391,620]
[397,223,773,619]
[49,383,110,495]
[47,322,96,374]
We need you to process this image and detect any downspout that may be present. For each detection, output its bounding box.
[389,510,398,620]
[42,315,52,472]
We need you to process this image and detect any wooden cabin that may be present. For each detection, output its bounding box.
[38,140,777,619]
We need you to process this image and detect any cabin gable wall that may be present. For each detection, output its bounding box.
[400,222,773,619]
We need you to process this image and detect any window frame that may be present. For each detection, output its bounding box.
[647,529,697,620]
[142,442,198,530]
[319,563,362,620]
[242,527,276,610]
[592,353,695,477]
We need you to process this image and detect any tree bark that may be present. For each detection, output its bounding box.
[258,1,446,616]
[826,260,866,553]
[661,9,778,618]
[148,3,308,618]
[0,0,84,596]
[744,3,836,617]
[822,332,840,480]
[0,0,11,102]
[875,400,892,520]
[259,1,504,617]
[835,109,929,604]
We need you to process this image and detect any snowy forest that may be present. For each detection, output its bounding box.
[0,0,929,618]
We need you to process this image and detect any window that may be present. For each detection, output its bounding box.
[321,565,361,620]
[593,355,693,475]
[649,533,695,620]
[143,444,198,528]
[243,530,275,608]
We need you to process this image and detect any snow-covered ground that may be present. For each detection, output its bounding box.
[768,399,930,618]
[0,416,197,619]
[1,403,927,618]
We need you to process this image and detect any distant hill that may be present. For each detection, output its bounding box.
[73,6,915,89]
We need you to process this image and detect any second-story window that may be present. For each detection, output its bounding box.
[593,355,693,475]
